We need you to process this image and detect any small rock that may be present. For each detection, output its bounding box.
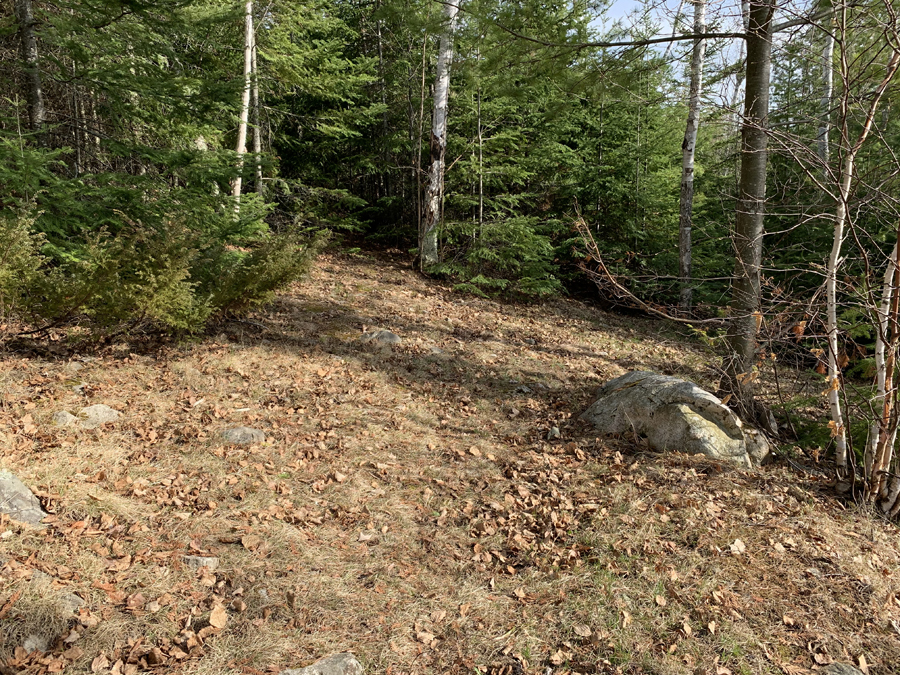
[823,665,865,675]
[0,470,47,525]
[524,338,536,345]
[547,427,561,440]
[220,427,265,445]
[78,404,120,429]
[72,384,86,395]
[516,385,532,394]
[182,555,219,571]
[281,653,364,675]
[429,347,444,355]
[59,593,85,616]
[66,362,84,373]
[358,329,401,346]
[22,634,50,654]
[52,411,77,427]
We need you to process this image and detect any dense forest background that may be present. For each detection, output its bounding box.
[3,0,900,504]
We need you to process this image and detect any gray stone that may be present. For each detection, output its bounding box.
[59,593,85,616]
[823,665,864,675]
[547,427,561,440]
[0,470,47,525]
[22,634,50,653]
[220,427,265,445]
[72,384,86,395]
[358,329,401,346]
[78,404,120,429]
[182,555,219,571]
[52,411,77,427]
[281,653,364,675]
[580,371,769,467]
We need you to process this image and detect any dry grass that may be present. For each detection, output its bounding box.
[0,250,899,675]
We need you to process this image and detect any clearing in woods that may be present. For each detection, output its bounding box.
[1,251,899,675]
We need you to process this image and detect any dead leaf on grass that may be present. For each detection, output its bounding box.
[91,654,110,673]
[730,538,746,555]
[573,623,591,637]
[241,534,263,551]
[209,604,228,629]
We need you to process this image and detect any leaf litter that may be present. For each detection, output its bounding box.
[0,251,899,674]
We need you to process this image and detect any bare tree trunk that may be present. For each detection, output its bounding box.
[833,46,900,474]
[14,0,45,139]
[232,0,254,210]
[252,28,263,196]
[477,85,483,229]
[870,240,900,501]
[678,0,706,311]
[816,30,834,164]
[420,0,460,271]
[725,0,775,430]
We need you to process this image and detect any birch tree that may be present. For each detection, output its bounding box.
[827,40,900,473]
[420,0,461,271]
[678,0,706,311]
[14,0,45,138]
[232,0,255,209]
[252,25,263,196]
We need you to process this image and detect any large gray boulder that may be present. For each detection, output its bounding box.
[580,371,769,467]
[281,653,364,675]
[0,470,48,525]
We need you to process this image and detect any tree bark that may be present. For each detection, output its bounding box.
[725,0,775,429]
[678,0,706,311]
[816,24,834,165]
[14,0,45,139]
[251,26,263,196]
[420,0,460,271]
[232,0,254,209]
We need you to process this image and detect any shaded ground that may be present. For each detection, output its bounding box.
[1,250,899,675]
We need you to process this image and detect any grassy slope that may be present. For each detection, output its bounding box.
[1,251,899,675]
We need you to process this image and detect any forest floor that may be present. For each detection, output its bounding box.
[1,250,900,675]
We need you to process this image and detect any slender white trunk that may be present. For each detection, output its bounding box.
[678,0,706,311]
[420,0,460,270]
[252,28,263,196]
[870,242,899,492]
[828,48,900,472]
[14,0,45,138]
[817,30,834,164]
[232,0,254,209]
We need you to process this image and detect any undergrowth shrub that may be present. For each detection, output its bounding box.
[0,210,45,321]
[435,216,562,297]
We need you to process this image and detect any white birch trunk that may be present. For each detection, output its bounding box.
[251,28,263,196]
[869,242,899,495]
[14,0,45,138]
[828,49,900,473]
[868,242,896,473]
[232,0,254,209]
[678,0,706,311]
[816,30,834,165]
[420,0,460,270]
